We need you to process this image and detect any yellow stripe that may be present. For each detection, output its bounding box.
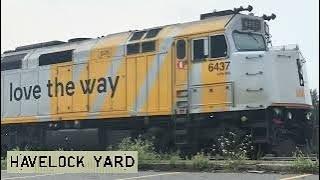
[98,57,127,114]
[1,116,38,124]
[200,59,229,112]
[115,172,181,180]
[136,27,174,115]
[280,174,312,180]
[89,34,128,112]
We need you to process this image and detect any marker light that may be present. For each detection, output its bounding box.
[287,112,292,120]
[241,116,248,122]
[273,108,282,116]
[306,112,312,120]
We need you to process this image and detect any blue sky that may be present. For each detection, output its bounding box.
[1,0,319,90]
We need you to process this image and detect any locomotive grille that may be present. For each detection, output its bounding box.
[241,18,261,31]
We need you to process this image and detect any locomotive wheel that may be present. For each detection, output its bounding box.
[145,127,173,152]
[272,138,296,156]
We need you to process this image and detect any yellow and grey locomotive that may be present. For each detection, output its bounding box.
[1,6,313,156]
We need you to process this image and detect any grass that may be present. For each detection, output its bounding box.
[1,156,318,173]
[291,149,319,173]
[1,158,6,170]
[109,137,319,173]
[169,154,181,167]
[191,152,210,170]
[108,136,161,165]
[1,137,318,174]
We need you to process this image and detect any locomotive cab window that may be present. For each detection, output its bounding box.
[192,37,208,62]
[233,31,266,51]
[1,53,26,71]
[142,41,155,53]
[145,28,162,39]
[176,39,186,59]
[130,31,146,41]
[127,43,140,55]
[1,59,21,71]
[39,50,73,66]
[210,35,227,58]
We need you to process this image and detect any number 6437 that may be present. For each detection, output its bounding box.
[208,61,230,72]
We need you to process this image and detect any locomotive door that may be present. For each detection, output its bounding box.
[57,65,73,113]
[188,34,234,112]
[57,64,89,114]
[174,38,189,114]
[72,63,89,112]
[173,38,191,147]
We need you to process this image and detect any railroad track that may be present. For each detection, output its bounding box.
[209,154,319,161]
[260,156,318,161]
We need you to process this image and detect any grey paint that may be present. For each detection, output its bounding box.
[90,55,124,113]
[38,67,52,115]
[135,28,180,114]
[3,71,21,117]
[20,70,39,116]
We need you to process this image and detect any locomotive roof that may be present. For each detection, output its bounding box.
[1,14,235,58]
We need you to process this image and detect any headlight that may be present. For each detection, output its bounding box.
[273,108,282,116]
[306,112,312,120]
[287,112,292,120]
[241,116,248,122]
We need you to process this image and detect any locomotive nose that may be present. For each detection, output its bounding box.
[265,46,312,106]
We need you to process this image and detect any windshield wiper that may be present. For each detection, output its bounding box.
[247,32,265,49]
[247,32,260,43]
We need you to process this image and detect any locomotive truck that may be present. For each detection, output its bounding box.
[1,6,313,156]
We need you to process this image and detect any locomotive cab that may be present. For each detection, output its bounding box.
[224,11,311,110]
[187,8,313,155]
[232,13,312,155]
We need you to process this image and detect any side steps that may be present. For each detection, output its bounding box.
[174,88,198,155]
[174,116,188,146]
[174,115,195,156]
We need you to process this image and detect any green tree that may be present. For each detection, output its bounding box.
[310,89,319,107]
[310,89,319,123]
[310,89,319,154]
[310,89,319,124]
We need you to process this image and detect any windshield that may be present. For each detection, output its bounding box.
[233,31,266,51]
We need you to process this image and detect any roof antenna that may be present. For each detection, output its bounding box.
[233,5,253,13]
[200,5,253,20]
[262,13,276,21]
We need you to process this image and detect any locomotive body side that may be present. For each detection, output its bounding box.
[1,15,235,124]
